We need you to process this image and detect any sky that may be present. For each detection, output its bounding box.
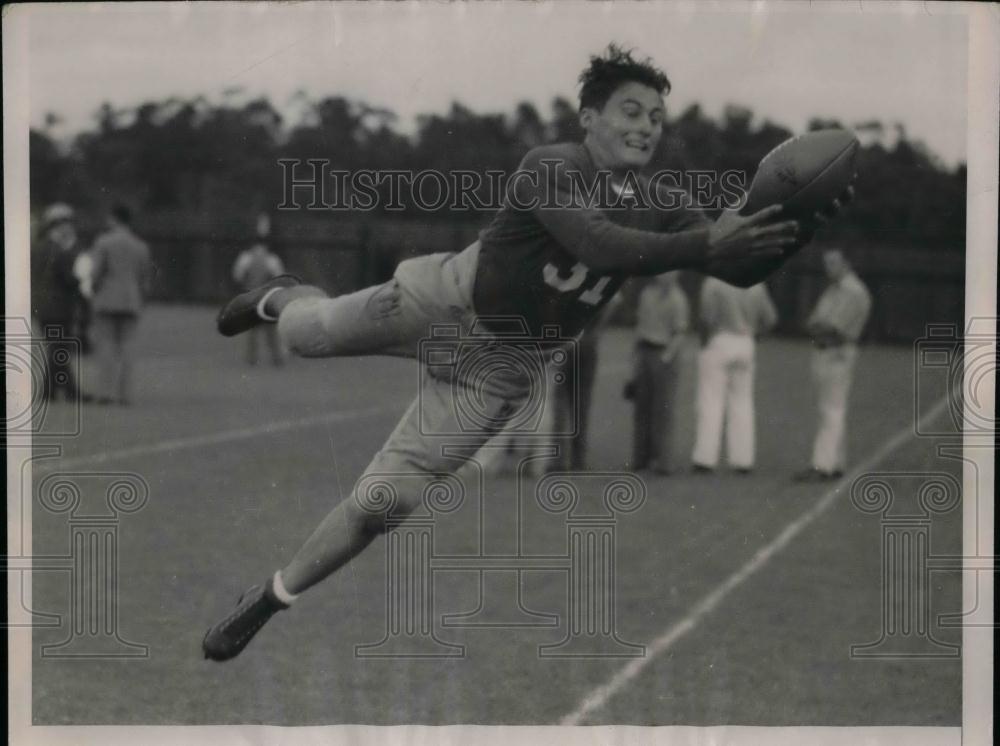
[23,1,970,166]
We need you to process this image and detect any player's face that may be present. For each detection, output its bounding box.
[581,82,664,171]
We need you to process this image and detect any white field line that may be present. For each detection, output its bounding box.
[31,405,392,473]
[31,359,635,475]
[560,395,952,726]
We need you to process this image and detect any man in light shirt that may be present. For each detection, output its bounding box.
[90,203,154,406]
[232,242,286,366]
[794,249,872,481]
[629,272,689,474]
[691,277,777,474]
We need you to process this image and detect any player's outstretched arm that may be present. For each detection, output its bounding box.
[702,183,855,287]
[517,148,798,279]
[706,205,798,266]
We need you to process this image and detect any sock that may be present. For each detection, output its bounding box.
[256,287,283,322]
[269,570,298,606]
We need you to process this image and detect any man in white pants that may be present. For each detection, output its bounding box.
[794,249,872,481]
[691,277,777,474]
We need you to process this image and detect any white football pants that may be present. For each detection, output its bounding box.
[692,332,756,469]
[810,345,858,473]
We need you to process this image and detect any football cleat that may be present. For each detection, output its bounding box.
[216,274,301,337]
[202,581,289,662]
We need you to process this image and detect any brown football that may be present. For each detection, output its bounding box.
[740,128,859,218]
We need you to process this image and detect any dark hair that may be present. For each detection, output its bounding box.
[111,203,132,225]
[578,43,671,112]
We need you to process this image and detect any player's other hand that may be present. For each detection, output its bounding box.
[810,182,856,226]
[706,204,799,265]
[795,179,856,248]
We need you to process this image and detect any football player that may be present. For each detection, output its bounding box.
[203,44,836,661]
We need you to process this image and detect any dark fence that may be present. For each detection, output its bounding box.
[138,211,964,345]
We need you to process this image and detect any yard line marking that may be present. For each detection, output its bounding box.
[32,405,394,473]
[560,395,952,726]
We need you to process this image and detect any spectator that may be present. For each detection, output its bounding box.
[691,277,777,474]
[794,249,873,481]
[90,204,154,406]
[30,203,84,402]
[232,242,286,366]
[72,243,95,355]
[628,272,689,475]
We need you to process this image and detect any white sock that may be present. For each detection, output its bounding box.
[271,570,298,605]
[256,287,283,322]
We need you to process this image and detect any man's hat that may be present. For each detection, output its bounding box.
[42,203,75,230]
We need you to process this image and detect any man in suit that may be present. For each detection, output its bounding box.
[232,242,287,366]
[31,203,84,402]
[90,204,154,406]
[629,272,689,475]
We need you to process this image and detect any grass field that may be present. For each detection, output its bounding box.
[27,304,962,726]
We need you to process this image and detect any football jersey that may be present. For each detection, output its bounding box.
[473,142,708,338]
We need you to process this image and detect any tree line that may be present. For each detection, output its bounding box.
[30,93,966,252]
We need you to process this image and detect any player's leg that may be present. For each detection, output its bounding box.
[92,312,117,403]
[218,248,477,361]
[726,337,755,471]
[276,279,431,359]
[548,371,570,471]
[809,347,834,473]
[117,315,140,405]
[692,337,726,470]
[649,355,677,473]
[203,363,524,661]
[571,342,598,470]
[812,347,853,474]
[659,357,681,473]
[631,345,654,470]
[834,348,858,470]
[110,315,126,402]
[220,276,415,358]
[43,320,76,400]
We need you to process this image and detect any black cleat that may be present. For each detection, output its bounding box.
[202,582,288,662]
[216,274,301,337]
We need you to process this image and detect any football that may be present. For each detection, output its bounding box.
[739,128,859,217]
[707,129,859,288]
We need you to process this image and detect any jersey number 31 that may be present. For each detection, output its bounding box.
[542,262,613,306]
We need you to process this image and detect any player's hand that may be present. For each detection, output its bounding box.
[706,204,800,265]
[808,173,857,228]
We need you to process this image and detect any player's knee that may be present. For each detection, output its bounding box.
[276,296,337,357]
